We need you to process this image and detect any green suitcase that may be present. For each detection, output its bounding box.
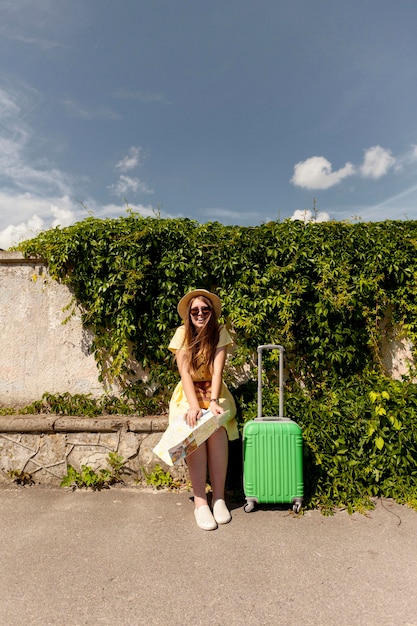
[243,345,304,513]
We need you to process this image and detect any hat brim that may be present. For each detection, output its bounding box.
[177,289,222,320]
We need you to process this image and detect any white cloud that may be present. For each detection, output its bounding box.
[0,191,72,226]
[0,83,161,250]
[291,156,355,190]
[0,214,44,250]
[115,147,143,172]
[0,208,75,250]
[0,191,165,249]
[0,89,20,117]
[291,146,397,190]
[0,0,63,49]
[98,202,160,219]
[290,209,330,223]
[50,205,76,228]
[0,85,74,196]
[109,175,153,197]
[360,146,395,179]
[0,192,80,249]
[110,147,153,196]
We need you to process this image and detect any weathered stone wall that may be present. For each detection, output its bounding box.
[0,414,188,486]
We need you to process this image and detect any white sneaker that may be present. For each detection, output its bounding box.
[194,505,218,531]
[212,499,232,524]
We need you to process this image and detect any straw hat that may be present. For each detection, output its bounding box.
[177,289,222,320]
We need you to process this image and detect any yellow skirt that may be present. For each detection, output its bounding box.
[168,380,239,441]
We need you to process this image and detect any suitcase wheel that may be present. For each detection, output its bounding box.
[292,499,302,514]
[244,501,255,513]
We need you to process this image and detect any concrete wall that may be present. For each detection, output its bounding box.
[0,252,109,407]
[379,309,414,380]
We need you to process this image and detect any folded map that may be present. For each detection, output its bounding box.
[152,409,231,466]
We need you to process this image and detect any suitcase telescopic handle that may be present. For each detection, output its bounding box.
[257,345,284,419]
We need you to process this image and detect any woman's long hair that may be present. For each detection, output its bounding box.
[182,296,220,378]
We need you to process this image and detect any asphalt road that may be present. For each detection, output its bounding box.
[0,486,416,626]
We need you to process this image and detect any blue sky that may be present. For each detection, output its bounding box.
[1,0,417,248]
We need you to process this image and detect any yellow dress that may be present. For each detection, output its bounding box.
[168,325,239,441]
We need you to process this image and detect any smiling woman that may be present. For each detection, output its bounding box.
[167,288,238,530]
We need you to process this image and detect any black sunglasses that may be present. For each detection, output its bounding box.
[190,306,212,318]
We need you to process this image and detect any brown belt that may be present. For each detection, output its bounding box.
[193,381,212,408]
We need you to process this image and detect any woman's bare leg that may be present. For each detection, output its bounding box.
[186,442,208,509]
[206,427,228,502]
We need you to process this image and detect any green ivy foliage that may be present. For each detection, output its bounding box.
[60,452,126,490]
[18,213,417,511]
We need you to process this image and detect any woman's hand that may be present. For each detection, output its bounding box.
[184,407,202,428]
[210,400,224,416]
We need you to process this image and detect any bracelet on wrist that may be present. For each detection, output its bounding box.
[210,398,219,403]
